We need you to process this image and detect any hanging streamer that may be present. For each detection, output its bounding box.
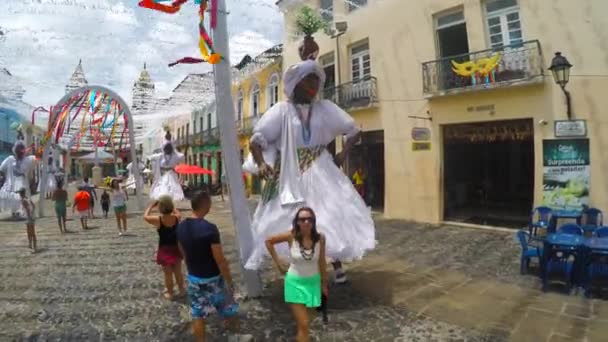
[139,0,222,66]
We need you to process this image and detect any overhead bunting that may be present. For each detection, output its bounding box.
[138,0,222,66]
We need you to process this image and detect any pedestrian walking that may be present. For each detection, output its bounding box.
[82,178,97,218]
[19,188,37,253]
[72,186,91,230]
[51,181,68,233]
[177,191,247,342]
[101,189,110,218]
[265,207,328,341]
[111,179,129,236]
[143,195,185,300]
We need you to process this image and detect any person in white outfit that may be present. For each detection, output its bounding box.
[0,130,37,218]
[244,59,376,284]
[149,131,185,201]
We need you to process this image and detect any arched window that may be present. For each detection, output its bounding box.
[251,84,260,117]
[267,73,279,107]
[236,90,243,121]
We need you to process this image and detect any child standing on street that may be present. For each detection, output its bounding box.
[101,189,110,218]
[19,188,37,253]
[73,186,91,230]
[177,191,248,342]
[51,181,68,233]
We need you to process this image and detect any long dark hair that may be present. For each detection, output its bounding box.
[292,207,321,248]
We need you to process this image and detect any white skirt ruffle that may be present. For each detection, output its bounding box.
[149,171,184,201]
[0,176,29,214]
[244,150,376,270]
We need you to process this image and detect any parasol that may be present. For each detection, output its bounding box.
[175,163,214,175]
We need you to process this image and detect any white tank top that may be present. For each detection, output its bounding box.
[288,239,320,277]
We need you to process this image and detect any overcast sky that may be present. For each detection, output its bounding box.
[0,0,284,107]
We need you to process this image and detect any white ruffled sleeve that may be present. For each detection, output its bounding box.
[250,102,284,149]
[322,100,360,139]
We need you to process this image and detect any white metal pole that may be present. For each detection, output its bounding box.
[213,0,262,297]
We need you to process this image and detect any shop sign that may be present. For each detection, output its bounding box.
[411,127,431,141]
[554,120,587,138]
[412,142,431,151]
[542,139,590,210]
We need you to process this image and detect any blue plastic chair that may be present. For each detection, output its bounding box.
[516,230,542,274]
[594,227,608,238]
[586,253,608,297]
[558,223,584,236]
[582,208,604,234]
[545,253,576,292]
[530,206,552,236]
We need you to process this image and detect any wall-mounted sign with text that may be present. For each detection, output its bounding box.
[554,120,587,138]
[411,127,431,141]
[412,142,431,151]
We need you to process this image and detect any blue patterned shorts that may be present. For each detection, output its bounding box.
[187,274,239,319]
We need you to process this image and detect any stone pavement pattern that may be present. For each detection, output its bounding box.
[1,190,608,341]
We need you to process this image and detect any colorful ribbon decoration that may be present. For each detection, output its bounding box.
[138,0,222,66]
[37,89,129,158]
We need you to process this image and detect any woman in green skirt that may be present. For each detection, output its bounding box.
[265,207,328,342]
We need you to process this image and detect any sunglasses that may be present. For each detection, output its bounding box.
[297,217,315,223]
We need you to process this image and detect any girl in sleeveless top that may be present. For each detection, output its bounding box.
[265,207,328,342]
[144,195,185,300]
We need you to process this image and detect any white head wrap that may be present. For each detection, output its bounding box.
[282,59,326,99]
[12,129,26,155]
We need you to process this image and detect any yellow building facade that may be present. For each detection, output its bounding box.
[231,45,283,194]
[278,0,608,227]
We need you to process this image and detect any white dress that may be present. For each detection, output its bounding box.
[0,155,36,213]
[243,100,376,270]
[149,152,185,201]
[125,161,144,190]
[38,164,57,194]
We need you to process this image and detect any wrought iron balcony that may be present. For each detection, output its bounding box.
[422,40,544,97]
[190,134,202,146]
[237,115,259,136]
[201,127,220,145]
[323,76,378,110]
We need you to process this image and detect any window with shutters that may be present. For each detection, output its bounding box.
[251,84,260,117]
[350,41,371,82]
[347,0,367,13]
[236,90,243,121]
[267,73,279,107]
[320,0,333,22]
[485,0,522,49]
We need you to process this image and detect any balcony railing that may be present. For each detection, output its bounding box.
[237,115,259,136]
[189,134,202,146]
[323,76,378,110]
[422,40,544,97]
[201,127,220,145]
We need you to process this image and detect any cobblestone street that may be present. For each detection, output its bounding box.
[1,189,608,341]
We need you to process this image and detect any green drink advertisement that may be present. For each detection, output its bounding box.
[542,139,590,209]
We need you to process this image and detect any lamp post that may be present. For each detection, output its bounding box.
[548,52,574,120]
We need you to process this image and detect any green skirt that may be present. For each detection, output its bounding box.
[284,272,321,308]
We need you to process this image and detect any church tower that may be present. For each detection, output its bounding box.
[65,59,88,94]
[132,63,156,114]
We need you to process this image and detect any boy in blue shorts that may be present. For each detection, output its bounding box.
[177,191,248,341]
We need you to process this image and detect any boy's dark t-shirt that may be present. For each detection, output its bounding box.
[177,217,221,278]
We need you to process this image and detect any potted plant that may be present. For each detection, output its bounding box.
[294,6,328,61]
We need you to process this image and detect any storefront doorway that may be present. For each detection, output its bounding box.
[346,130,385,209]
[443,119,534,228]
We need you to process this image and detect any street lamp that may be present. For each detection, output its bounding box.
[548,52,574,120]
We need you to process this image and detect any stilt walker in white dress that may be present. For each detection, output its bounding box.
[149,130,185,201]
[125,158,145,195]
[244,59,376,283]
[0,129,38,218]
[38,146,57,199]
